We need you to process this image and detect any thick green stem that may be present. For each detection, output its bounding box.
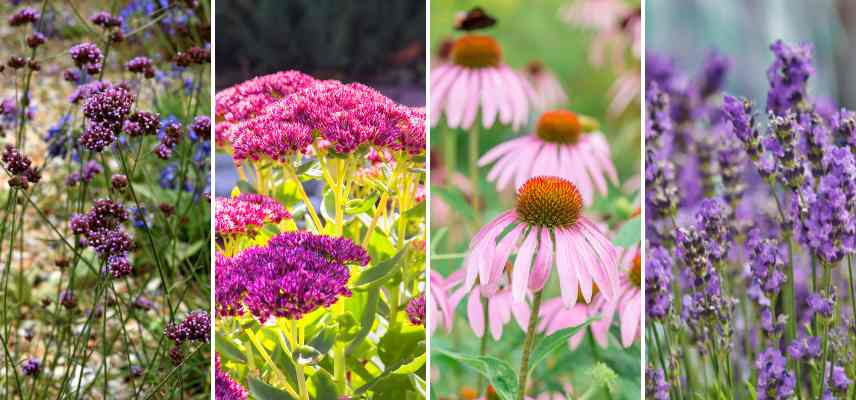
[292,320,309,400]
[516,290,544,400]
[468,124,480,224]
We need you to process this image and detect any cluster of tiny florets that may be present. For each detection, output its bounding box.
[2,145,41,189]
[69,199,134,278]
[214,193,291,237]
[126,57,156,78]
[69,42,103,74]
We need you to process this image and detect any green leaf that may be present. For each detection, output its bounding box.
[528,317,597,374]
[236,180,257,195]
[435,349,518,400]
[353,245,409,290]
[433,187,474,221]
[392,353,426,374]
[215,332,246,363]
[247,376,297,400]
[308,326,337,355]
[311,369,339,400]
[347,288,379,354]
[402,200,425,220]
[613,216,641,247]
[293,345,323,365]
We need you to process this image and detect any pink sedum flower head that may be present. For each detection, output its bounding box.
[525,61,569,111]
[431,34,534,131]
[479,110,617,204]
[215,193,291,237]
[463,176,619,308]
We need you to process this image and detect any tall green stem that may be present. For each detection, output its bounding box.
[516,290,544,400]
[292,320,309,400]
[468,124,480,224]
[477,300,489,395]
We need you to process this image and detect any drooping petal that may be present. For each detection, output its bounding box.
[480,68,499,128]
[445,69,472,128]
[554,229,580,308]
[467,289,485,337]
[564,226,596,302]
[461,70,483,130]
[620,291,641,347]
[511,229,538,303]
[528,229,553,291]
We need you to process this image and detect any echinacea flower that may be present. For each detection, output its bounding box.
[524,61,568,110]
[538,294,609,349]
[431,33,534,130]
[611,249,642,347]
[462,176,619,306]
[479,110,617,204]
[428,270,466,335]
[463,285,530,340]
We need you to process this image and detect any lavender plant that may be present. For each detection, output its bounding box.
[213,71,427,399]
[645,41,856,399]
[1,1,211,398]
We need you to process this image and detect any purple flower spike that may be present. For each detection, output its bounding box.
[406,294,425,326]
[756,347,796,400]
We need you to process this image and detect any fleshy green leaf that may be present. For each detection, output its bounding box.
[215,332,246,363]
[347,288,379,354]
[613,216,641,247]
[308,326,337,355]
[247,376,297,400]
[528,317,597,374]
[435,349,518,400]
[310,369,339,399]
[353,245,409,290]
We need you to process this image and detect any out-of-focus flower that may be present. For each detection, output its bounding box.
[524,61,568,110]
[479,110,616,204]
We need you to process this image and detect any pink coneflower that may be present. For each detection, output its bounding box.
[479,110,617,204]
[461,285,530,340]
[607,70,641,117]
[560,0,641,68]
[429,271,461,335]
[462,176,619,307]
[431,34,534,130]
[612,248,642,347]
[538,289,612,349]
[524,61,568,110]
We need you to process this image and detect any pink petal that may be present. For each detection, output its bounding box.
[430,65,461,126]
[489,223,525,284]
[528,229,553,291]
[620,292,641,347]
[511,300,531,331]
[565,227,595,302]
[461,70,483,130]
[555,229,580,308]
[489,67,513,125]
[480,68,499,128]
[480,136,526,166]
[488,295,504,340]
[467,290,485,337]
[445,69,472,128]
[511,229,538,303]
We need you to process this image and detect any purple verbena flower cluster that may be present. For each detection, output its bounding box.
[69,199,134,278]
[2,144,41,189]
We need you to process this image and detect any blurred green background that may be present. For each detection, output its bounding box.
[430,0,641,399]
[647,0,856,108]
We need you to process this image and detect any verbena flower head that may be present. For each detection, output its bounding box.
[215,354,248,400]
[21,357,41,377]
[431,33,534,130]
[9,7,39,27]
[124,111,161,137]
[165,310,211,344]
[406,294,425,326]
[126,56,155,78]
[225,232,369,322]
[83,85,134,129]
[766,40,813,116]
[69,42,103,73]
[479,109,617,204]
[215,193,291,237]
[463,176,618,307]
[69,199,134,278]
[90,11,122,28]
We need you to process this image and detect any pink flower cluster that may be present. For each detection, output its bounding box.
[215,193,291,237]
[215,71,426,164]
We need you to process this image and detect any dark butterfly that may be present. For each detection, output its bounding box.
[454,7,497,31]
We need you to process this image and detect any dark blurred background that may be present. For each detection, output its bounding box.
[214,0,426,195]
[647,0,856,108]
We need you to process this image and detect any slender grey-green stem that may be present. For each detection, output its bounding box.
[516,290,544,400]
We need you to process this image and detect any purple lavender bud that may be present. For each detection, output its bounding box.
[645,366,669,400]
[767,40,814,116]
[722,95,762,160]
[405,294,425,326]
[9,7,39,27]
[26,32,46,49]
[786,334,821,361]
[832,108,856,153]
[697,50,730,99]
[825,364,852,395]
[755,347,796,400]
[21,358,40,377]
[645,245,673,320]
